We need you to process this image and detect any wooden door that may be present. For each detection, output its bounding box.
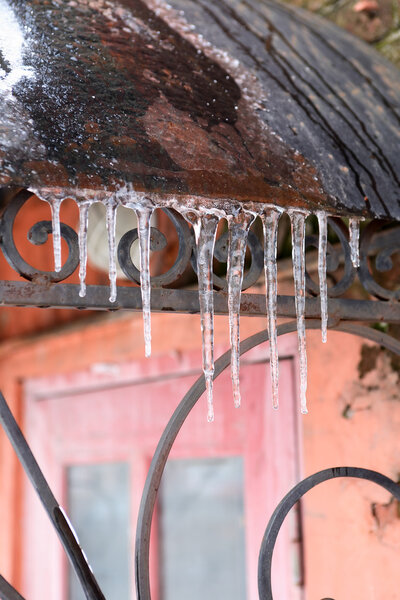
[21,337,302,600]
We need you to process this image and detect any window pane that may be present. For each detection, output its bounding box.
[67,462,131,600]
[160,457,246,600]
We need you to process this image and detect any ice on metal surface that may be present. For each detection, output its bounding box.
[106,198,118,303]
[78,201,92,298]
[135,205,154,359]
[227,210,255,408]
[290,211,308,415]
[262,208,281,410]
[317,211,328,343]
[0,0,34,94]
[349,217,360,269]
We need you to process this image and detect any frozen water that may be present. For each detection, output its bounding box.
[106,198,118,303]
[349,217,360,268]
[27,187,341,419]
[262,209,281,409]
[78,202,92,298]
[290,211,308,415]
[227,210,255,408]
[50,197,62,273]
[0,0,34,94]
[317,212,328,343]
[135,206,154,359]
[188,212,219,422]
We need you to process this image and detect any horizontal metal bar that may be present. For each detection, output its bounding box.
[0,281,398,323]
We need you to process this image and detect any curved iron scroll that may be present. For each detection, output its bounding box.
[1,189,400,303]
[0,190,79,283]
[305,217,400,300]
[258,466,400,600]
[305,217,356,297]
[135,320,400,600]
[117,208,194,287]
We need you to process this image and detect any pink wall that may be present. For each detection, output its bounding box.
[0,310,400,598]
[304,330,400,599]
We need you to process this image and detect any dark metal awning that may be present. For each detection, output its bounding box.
[0,0,399,219]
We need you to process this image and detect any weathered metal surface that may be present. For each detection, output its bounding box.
[0,0,399,218]
[2,281,400,325]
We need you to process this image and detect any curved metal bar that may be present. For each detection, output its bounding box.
[305,217,355,298]
[0,190,79,282]
[358,220,400,301]
[258,467,400,600]
[0,575,26,600]
[211,229,264,291]
[135,320,400,600]
[117,208,193,287]
[0,393,105,600]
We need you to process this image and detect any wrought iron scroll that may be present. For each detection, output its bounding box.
[0,190,79,283]
[0,189,400,320]
[117,208,194,287]
[305,217,356,297]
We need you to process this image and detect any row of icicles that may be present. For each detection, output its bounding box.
[44,194,361,421]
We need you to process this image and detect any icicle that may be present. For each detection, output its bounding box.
[106,198,118,303]
[317,212,328,344]
[78,202,91,298]
[191,213,219,422]
[262,209,281,410]
[50,197,62,272]
[290,211,308,415]
[227,211,255,408]
[349,217,360,269]
[136,206,154,359]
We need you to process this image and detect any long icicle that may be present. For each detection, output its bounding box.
[290,211,308,415]
[50,197,62,272]
[262,209,281,409]
[106,197,118,303]
[317,211,328,343]
[349,217,360,268]
[193,213,219,422]
[78,201,91,298]
[227,210,255,408]
[136,206,154,359]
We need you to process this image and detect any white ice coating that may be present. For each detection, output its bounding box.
[190,213,219,422]
[135,206,154,359]
[262,209,281,410]
[290,211,308,415]
[50,197,62,273]
[106,198,118,303]
[78,202,92,298]
[317,211,328,344]
[349,217,360,269]
[0,0,34,94]
[227,210,255,408]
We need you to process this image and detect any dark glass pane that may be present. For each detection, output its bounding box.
[67,462,131,600]
[160,457,246,600]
